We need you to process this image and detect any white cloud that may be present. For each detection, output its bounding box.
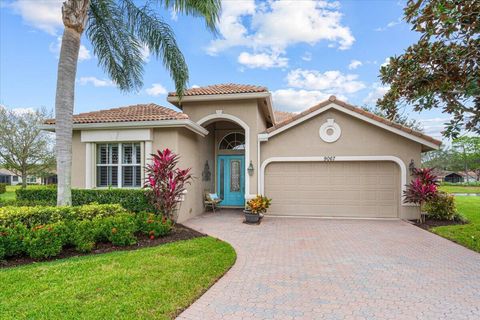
[78,77,114,87]
[140,44,150,62]
[9,0,63,35]
[363,84,390,105]
[191,84,200,88]
[49,36,91,61]
[0,104,36,115]
[238,51,288,69]
[381,57,391,67]
[301,52,312,61]
[348,59,362,70]
[272,89,331,112]
[286,69,366,94]
[145,83,167,96]
[208,0,354,68]
[375,17,402,32]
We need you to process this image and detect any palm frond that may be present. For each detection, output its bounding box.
[120,0,189,97]
[86,0,144,92]
[160,0,221,33]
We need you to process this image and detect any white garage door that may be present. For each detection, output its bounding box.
[264,161,399,218]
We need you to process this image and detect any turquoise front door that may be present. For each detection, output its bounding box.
[217,155,245,206]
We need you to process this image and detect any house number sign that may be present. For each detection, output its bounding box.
[324,156,336,161]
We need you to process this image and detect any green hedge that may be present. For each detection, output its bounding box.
[0,204,172,260]
[16,188,152,212]
[0,203,128,228]
[0,183,6,194]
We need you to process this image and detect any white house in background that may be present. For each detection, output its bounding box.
[0,168,42,185]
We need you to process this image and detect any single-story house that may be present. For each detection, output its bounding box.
[436,170,478,183]
[0,168,44,185]
[42,84,441,222]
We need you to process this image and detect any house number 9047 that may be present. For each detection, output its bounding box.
[324,156,336,162]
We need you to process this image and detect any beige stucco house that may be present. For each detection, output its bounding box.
[43,84,441,222]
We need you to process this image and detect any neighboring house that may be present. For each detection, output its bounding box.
[444,172,464,183]
[0,168,43,185]
[438,171,478,183]
[42,84,441,222]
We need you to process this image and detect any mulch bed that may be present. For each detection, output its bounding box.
[413,219,466,231]
[1,224,205,269]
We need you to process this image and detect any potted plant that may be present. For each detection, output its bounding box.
[244,195,271,223]
[403,168,438,223]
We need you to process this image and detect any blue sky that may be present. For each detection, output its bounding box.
[0,0,450,140]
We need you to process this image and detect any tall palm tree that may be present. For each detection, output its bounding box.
[55,0,221,205]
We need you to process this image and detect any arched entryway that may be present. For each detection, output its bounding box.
[197,114,249,206]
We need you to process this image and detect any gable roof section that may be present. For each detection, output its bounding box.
[44,103,188,125]
[274,110,295,123]
[168,83,268,97]
[266,96,441,151]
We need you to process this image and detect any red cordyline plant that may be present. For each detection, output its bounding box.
[403,168,439,207]
[144,149,192,222]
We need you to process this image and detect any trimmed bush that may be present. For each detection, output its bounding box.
[24,223,66,259]
[0,225,27,259]
[424,192,463,221]
[0,199,54,207]
[0,203,127,228]
[0,183,6,194]
[99,213,138,246]
[16,187,152,212]
[137,212,172,239]
[67,220,97,253]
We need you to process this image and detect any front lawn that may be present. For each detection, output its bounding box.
[0,185,19,201]
[439,185,480,194]
[431,196,480,253]
[0,237,236,319]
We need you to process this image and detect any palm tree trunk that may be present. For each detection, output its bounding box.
[55,0,89,206]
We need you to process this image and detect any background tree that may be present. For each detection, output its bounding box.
[378,0,479,138]
[362,105,424,131]
[451,137,480,182]
[54,0,221,205]
[0,107,55,188]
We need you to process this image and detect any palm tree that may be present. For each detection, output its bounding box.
[55,0,221,205]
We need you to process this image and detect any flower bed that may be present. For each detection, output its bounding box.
[0,203,174,264]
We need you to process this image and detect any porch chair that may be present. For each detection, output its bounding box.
[204,192,222,213]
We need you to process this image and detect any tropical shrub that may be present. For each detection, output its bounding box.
[137,212,172,239]
[67,220,97,253]
[0,203,127,228]
[246,195,272,214]
[100,213,138,246]
[24,223,66,259]
[0,224,27,260]
[144,149,192,221]
[15,188,151,212]
[404,168,439,206]
[0,183,6,194]
[424,192,464,221]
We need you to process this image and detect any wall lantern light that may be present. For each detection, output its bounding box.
[202,161,211,181]
[247,161,254,176]
[409,159,416,175]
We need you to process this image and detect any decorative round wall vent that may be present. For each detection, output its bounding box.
[319,119,341,143]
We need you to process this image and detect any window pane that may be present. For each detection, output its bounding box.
[230,160,241,192]
[135,144,141,164]
[135,166,141,187]
[122,166,133,187]
[219,159,224,199]
[111,166,118,186]
[123,144,133,164]
[97,144,107,164]
[97,166,118,187]
[219,133,245,150]
[111,144,118,164]
[97,166,108,187]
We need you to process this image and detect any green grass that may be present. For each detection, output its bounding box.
[431,196,480,253]
[439,185,480,194]
[0,237,236,320]
[0,185,19,201]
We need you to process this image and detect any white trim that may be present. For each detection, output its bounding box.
[40,119,208,137]
[260,156,408,207]
[167,92,270,105]
[81,129,152,143]
[266,102,439,150]
[85,143,93,188]
[145,141,153,165]
[319,119,341,143]
[197,113,251,198]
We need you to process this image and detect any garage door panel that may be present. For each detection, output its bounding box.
[265,161,398,218]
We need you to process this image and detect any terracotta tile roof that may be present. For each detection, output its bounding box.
[266,96,442,146]
[274,110,295,123]
[44,103,188,125]
[168,83,268,97]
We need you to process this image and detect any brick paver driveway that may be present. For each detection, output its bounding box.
[177,210,480,320]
